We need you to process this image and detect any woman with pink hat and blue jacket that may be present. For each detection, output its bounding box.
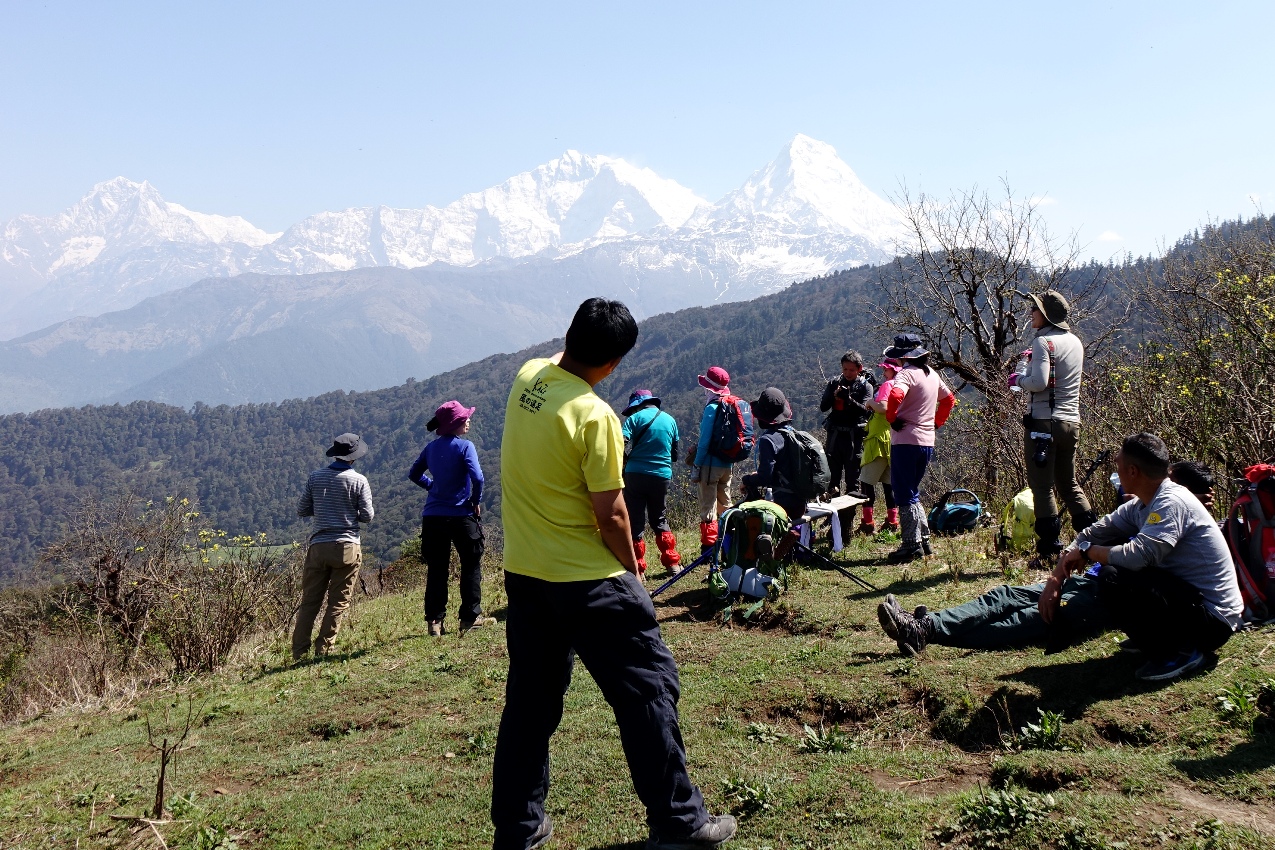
[407,400,494,636]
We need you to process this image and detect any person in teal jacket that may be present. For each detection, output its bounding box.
[620,389,681,577]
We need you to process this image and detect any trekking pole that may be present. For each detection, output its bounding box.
[649,547,717,599]
[792,540,880,593]
[1079,449,1112,488]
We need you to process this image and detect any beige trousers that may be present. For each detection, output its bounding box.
[292,541,361,659]
[697,466,733,523]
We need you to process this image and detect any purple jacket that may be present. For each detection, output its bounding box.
[407,436,484,517]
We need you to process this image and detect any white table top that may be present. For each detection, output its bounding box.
[802,494,867,519]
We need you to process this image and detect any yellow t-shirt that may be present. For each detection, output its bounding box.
[501,358,627,581]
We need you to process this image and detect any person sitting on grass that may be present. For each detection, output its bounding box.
[877,453,1229,670]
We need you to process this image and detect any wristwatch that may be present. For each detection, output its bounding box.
[1077,539,1092,561]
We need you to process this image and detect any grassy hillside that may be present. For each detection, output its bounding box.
[0,265,892,583]
[2,532,1272,849]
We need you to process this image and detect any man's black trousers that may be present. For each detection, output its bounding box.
[826,426,864,494]
[421,514,484,623]
[491,570,707,848]
[1097,563,1233,659]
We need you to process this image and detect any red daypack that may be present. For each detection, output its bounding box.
[1224,463,1275,623]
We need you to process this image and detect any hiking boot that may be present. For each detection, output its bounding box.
[885,545,923,564]
[877,603,931,656]
[459,615,496,632]
[857,520,876,536]
[881,519,900,534]
[1117,637,1142,654]
[427,619,444,637]
[646,814,737,848]
[1135,649,1205,682]
[1071,509,1099,534]
[527,815,553,849]
[920,537,933,556]
[877,600,901,640]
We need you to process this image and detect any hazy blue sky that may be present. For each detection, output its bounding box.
[2,1,1271,258]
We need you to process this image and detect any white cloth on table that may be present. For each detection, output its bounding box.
[798,495,865,553]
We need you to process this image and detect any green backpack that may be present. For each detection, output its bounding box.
[710,501,792,617]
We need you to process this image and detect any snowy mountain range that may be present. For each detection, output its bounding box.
[0,135,907,412]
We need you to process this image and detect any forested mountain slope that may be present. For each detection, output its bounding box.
[0,265,888,582]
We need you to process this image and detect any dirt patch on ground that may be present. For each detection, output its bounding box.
[861,761,991,797]
[1167,783,1275,836]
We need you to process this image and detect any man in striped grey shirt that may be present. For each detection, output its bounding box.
[293,432,376,659]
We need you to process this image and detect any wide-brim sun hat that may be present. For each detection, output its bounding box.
[879,357,903,371]
[622,389,662,416]
[752,387,793,427]
[326,432,368,461]
[698,365,730,393]
[1027,290,1071,331]
[428,400,477,434]
[883,333,929,360]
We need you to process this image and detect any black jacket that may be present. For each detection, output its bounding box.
[742,427,805,521]
[820,372,877,430]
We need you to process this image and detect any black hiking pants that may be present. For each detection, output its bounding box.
[1096,563,1234,659]
[491,570,707,848]
[421,514,484,623]
[624,471,672,539]
[826,425,865,495]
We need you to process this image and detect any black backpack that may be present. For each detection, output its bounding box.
[776,427,831,502]
[708,395,756,463]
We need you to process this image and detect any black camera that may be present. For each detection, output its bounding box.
[1030,431,1052,467]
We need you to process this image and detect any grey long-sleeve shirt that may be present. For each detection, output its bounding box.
[1069,479,1243,629]
[297,461,375,544]
[1019,325,1084,423]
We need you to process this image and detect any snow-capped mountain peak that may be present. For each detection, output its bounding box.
[257,150,710,272]
[1,137,901,342]
[699,134,903,239]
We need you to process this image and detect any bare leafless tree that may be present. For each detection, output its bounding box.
[877,180,1115,502]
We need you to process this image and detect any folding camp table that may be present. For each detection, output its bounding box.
[798,493,866,552]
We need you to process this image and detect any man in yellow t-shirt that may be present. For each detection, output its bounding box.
[491,298,735,850]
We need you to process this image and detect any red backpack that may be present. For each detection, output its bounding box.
[1224,463,1275,623]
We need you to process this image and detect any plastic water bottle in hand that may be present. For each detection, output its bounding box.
[1010,350,1031,393]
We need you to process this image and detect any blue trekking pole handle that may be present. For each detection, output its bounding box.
[649,547,717,599]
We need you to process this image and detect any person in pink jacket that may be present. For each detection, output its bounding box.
[881,334,955,563]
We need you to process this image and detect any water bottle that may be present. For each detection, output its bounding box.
[1010,349,1031,393]
[764,487,773,502]
[1109,471,1121,491]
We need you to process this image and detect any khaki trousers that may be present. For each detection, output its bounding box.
[292,541,361,659]
[1024,418,1092,521]
[697,466,733,523]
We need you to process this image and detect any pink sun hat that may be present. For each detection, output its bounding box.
[428,400,476,435]
[698,366,730,393]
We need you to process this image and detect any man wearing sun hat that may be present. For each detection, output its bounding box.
[621,388,682,577]
[691,365,737,552]
[292,432,375,659]
[1008,290,1097,560]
